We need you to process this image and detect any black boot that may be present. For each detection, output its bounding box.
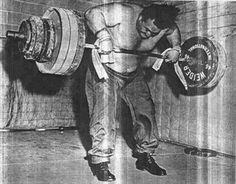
[91,162,116,182]
[134,152,167,176]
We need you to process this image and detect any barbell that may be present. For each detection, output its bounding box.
[5,7,227,88]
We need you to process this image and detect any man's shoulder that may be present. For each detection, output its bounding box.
[115,2,142,8]
[102,2,143,11]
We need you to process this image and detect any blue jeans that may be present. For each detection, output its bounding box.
[85,65,159,164]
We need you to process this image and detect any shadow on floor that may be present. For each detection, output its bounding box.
[1,130,235,184]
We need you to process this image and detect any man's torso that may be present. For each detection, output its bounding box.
[94,3,164,73]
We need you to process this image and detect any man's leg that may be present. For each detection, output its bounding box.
[121,73,167,176]
[85,67,117,181]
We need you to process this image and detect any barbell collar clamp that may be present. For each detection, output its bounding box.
[6,30,26,40]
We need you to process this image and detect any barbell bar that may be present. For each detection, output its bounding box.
[4,7,227,88]
[5,31,185,61]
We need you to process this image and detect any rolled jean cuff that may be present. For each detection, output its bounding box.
[135,140,159,155]
[91,156,110,164]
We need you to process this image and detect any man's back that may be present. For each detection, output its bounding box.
[85,2,143,50]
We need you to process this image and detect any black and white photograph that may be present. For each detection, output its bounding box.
[0,0,235,183]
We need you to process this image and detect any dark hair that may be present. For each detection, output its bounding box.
[141,4,180,29]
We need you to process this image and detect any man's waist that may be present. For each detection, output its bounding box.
[103,64,139,80]
[105,62,138,73]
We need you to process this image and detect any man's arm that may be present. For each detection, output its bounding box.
[84,7,107,35]
[84,4,117,55]
[136,29,169,51]
[85,3,131,55]
[137,24,181,52]
[166,25,181,50]
[164,25,181,63]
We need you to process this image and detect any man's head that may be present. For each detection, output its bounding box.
[137,4,180,39]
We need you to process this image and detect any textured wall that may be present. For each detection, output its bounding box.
[148,1,236,155]
[0,0,181,127]
[0,0,94,129]
[1,0,235,155]
[0,0,158,128]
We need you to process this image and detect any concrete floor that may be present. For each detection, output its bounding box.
[0,130,235,184]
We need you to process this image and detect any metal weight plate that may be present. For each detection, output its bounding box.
[59,10,85,75]
[179,36,219,88]
[18,20,31,54]
[55,8,80,75]
[24,16,44,60]
[23,18,37,60]
[42,19,55,62]
[36,19,50,63]
[36,7,86,75]
[32,16,45,60]
[204,40,227,88]
[37,7,64,74]
[49,8,71,74]
[37,7,74,74]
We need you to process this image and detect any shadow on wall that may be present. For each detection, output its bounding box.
[3,39,66,95]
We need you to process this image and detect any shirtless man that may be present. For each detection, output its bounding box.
[85,3,181,182]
